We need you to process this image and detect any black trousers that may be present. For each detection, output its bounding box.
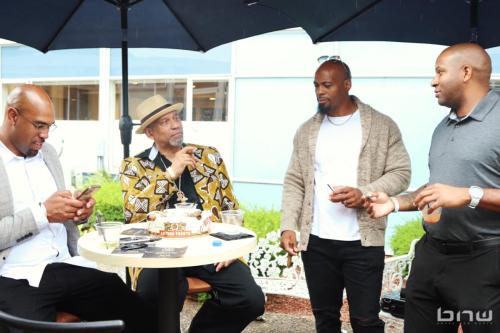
[301,235,385,333]
[405,235,500,333]
[0,263,156,333]
[137,260,265,333]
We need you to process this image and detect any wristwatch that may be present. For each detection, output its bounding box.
[468,186,484,209]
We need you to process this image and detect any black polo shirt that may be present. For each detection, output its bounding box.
[426,90,500,241]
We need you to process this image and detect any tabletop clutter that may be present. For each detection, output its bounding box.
[94,204,251,258]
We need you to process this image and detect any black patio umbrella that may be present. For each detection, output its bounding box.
[260,0,500,48]
[0,0,296,158]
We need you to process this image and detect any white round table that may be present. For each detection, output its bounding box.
[78,222,257,333]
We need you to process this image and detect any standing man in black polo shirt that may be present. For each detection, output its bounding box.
[368,43,500,332]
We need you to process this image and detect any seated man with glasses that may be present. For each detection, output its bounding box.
[0,84,155,333]
[280,56,411,333]
[120,94,265,333]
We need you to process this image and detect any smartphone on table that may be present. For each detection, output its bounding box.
[76,185,101,201]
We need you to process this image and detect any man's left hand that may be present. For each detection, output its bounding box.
[329,186,365,208]
[215,259,236,272]
[74,198,96,223]
[414,183,469,212]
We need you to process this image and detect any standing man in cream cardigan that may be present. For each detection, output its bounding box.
[280,58,411,333]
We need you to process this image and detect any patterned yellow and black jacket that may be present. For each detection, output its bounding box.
[119,143,239,224]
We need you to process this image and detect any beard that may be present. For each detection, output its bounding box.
[317,104,329,115]
[25,149,38,157]
[169,133,184,147]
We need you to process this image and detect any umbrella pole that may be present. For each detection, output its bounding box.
[118,0,133,158]
[469,0,479,43]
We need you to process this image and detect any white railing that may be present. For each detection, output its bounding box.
[251,238,420,300]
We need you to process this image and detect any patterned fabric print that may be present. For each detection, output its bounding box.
[134,176,150,191]
[119,144,239,224]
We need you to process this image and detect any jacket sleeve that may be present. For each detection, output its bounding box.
[280,130,306,234]
[0,208,39,252]
[120,158,176,224]
[358,118,411,196]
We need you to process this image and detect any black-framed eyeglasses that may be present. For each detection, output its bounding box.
[14,108,57,133]
[317,55,352,80]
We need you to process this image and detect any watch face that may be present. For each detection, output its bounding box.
[470,186,483,197]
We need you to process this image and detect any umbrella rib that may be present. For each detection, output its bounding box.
[314,0,383,43]
[41,0,86,52]
[161,0,206,52]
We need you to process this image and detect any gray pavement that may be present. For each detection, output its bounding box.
[180,299,404,333]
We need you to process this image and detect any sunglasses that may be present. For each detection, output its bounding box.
[317,55,351,80]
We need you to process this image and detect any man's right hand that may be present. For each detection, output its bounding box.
[44,191,85,222]
[366,192,395,218]
[280,230,299,256]
[170,146,199,178]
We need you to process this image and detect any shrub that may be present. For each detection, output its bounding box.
[390,218,425,255]
[242,206,281,239]
[81,171,124,227]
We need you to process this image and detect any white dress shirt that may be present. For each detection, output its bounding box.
[0,141,95,287]
[311,111,362,241]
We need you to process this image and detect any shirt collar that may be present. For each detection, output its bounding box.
[447,90,499,124]
[0,139,43,163]
[148,144,159,161]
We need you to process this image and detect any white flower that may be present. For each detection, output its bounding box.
[267,266,281,278]
[250,266,259,277]
[276,255,288,266]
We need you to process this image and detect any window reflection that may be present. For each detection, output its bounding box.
[6,83,99,121]
[115,80,186,120]
[192,81,228,121]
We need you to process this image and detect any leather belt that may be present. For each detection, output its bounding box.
[425,234,500,254]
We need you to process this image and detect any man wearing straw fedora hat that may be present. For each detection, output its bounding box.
[120,95,264,333]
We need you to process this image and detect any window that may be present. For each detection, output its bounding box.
[5,83,99,120]
[491,81,500,93]
[115,80,186,120]
[192,81,228,121]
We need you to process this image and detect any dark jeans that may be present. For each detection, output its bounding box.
[0,263,156,333]
[137,260,265,333]
[405,235,500,333]
[302,235,385,333]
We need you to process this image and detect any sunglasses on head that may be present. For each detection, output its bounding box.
[317,55,351,80]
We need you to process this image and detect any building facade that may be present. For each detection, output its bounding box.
[2,29,500,215]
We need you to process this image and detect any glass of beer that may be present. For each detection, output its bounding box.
[421,204,442,223]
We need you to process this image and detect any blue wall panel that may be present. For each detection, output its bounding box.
[1,46,99,78]
[110,44,231,76]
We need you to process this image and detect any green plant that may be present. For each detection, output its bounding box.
[390,218,425,255]
[80,171,124,228]
[241,206,281,239]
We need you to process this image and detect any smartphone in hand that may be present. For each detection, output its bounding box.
[76,185,101,201]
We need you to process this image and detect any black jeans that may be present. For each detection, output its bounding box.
[302,235,385,333]
[0,263,156,333]
[405,235,500,333]
[137,260,265,333]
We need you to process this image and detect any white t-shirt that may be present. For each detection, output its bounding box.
[311,111,362,240]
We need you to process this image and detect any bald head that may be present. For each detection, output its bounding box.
[0,84,55,157]
[439,43,492,85]
[316,59,352,81]
[5,84,53,118]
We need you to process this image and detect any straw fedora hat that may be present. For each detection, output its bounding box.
[135,95,184,134]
